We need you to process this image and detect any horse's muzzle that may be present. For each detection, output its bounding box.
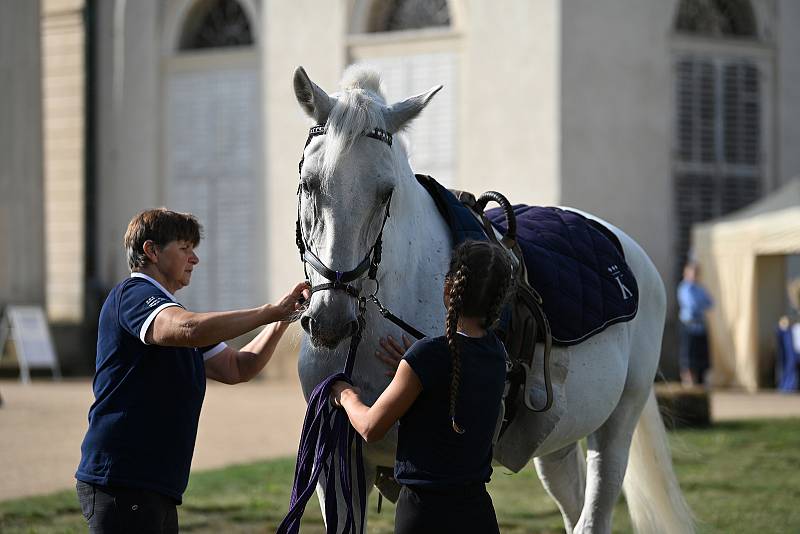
[301,313,359,349]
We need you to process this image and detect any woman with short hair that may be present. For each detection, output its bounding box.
[75,208,309,533]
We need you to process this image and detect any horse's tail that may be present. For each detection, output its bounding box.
[623,390,695,534]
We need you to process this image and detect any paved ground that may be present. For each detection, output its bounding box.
[1,378,798,502]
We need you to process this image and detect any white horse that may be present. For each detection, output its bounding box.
[293,65,694,534]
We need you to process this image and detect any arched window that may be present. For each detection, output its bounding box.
[349,0,458,186]
[674,0,757,38]
[672,0,763,278]
[166,0,261,311]
[179,0,253,51]
[367,0,450,33]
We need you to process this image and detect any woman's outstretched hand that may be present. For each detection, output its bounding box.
[272,281,311,323]
[375,334,414,377]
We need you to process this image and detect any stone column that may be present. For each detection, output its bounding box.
[0,0,45,307]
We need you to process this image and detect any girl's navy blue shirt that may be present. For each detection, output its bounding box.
[395,332,507,487]
[75,275,223,502]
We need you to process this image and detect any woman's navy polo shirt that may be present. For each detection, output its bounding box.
[75,273,225,502]
[395,332,507,488]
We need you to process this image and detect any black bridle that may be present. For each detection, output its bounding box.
[294,124,425,344]
[295,124,392,300]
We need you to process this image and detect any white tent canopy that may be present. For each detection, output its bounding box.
[693,179,800,391]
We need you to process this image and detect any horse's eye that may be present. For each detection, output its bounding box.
[300,175,321,196]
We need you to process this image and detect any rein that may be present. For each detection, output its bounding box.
[278,124,424,534]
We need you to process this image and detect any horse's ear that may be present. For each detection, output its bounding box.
[293,66,334,124]
[383,85,443,133]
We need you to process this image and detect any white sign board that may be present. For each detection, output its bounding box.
[0,306,60,383]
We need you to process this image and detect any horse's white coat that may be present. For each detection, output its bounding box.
[293,66,694,534]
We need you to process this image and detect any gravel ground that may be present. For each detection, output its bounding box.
[0,377,307,502]
[0,378,798,502]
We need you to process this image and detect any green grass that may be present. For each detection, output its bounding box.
[2,419,799,533]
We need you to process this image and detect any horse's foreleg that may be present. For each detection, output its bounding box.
[534,442,586,533]
[316,458,377,534]
[574,392,646,534]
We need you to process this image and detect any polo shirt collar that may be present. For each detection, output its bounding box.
[131,272,177,302]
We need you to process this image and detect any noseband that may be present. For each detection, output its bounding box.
[295,124,393,300]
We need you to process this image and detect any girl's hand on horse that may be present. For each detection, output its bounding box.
[375,335,413,376]
[330,381,361,408]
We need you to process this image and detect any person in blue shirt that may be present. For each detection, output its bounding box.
[331,241,514,534]
[75,208,309,533]
[677,262,714,386]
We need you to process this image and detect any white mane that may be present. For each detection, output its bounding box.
[321,66,389,179]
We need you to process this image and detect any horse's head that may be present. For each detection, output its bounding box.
[293,65,441,349]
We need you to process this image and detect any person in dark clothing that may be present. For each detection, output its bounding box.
[75,208,309,533]
[331,240,514,534]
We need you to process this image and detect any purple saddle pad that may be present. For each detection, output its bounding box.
[486,205,639,345]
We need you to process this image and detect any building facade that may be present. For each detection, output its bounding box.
[1,0,45,309]
[8,0,800,374]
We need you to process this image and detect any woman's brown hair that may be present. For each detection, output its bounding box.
[445,241,514,433]
[123,208,202,271]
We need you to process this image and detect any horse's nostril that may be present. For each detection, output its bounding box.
[300,315,313,334]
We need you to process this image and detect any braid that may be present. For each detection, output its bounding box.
[446,263,468,434]
[483,251,514,328]
[442,241,513,435]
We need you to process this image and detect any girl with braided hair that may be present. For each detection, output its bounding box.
[331,240,513,534]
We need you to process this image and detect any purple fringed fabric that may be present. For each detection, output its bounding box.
[275,373,366,534]
[277,321,368,534]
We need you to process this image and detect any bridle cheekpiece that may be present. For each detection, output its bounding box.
[295,124,394,301]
